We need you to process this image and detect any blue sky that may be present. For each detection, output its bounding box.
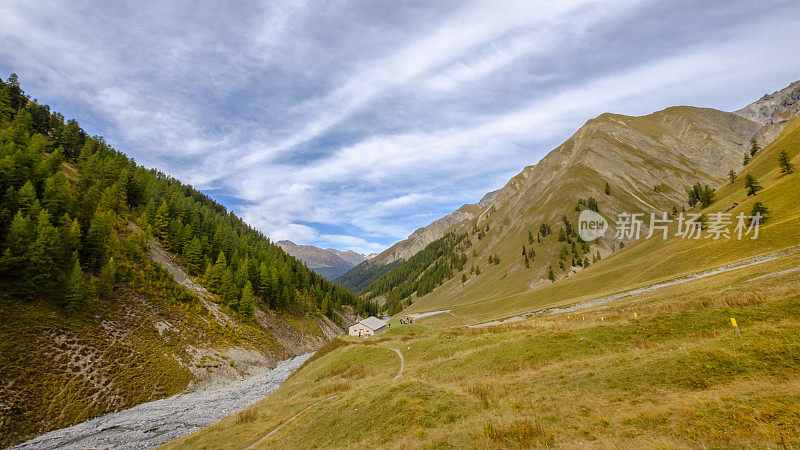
[2,0,799,254]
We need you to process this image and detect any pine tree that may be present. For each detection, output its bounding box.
[239,281,255,317]
[604,181,611,195]
[743,152,751,165]
[205,251,227,294]
[750,202,769,225]
[154,200,170,240]
[30,210,59,292]
[528,230,534,244]
[65,254,85,312]
[222,267,239,309]
[729,170,736,183]
[183,237,203,274]
[779,150,795,175]
[493,254,500,265]
[84,212,112,271]
[744,174,762,196]
[98,257,117,298]
[548,266,555,281]
[17,180,36,214]
[749,138,760,157]
[461,273,467,283]
[42,173,71,218]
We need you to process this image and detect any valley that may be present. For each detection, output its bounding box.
[164,81,800,448]
[1,13,800,446]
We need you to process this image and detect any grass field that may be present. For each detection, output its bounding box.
[163,254,800,448]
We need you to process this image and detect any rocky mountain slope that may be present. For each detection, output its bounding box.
[276,240,371,280]
[735,80,800,148]
[350,79,800,313]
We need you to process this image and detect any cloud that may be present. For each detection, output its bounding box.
[1,0,799,253]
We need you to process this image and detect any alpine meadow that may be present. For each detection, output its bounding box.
[2,2,800,449]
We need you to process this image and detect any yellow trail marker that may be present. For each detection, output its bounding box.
[731,317,740,335]
[634,313,638,319]
[601,317,604,321]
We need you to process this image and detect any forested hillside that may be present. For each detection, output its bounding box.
[357,232,471,314]
[0,74,362,446]
[0,74,358,317]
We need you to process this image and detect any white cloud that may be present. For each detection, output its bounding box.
[2,0,799,254]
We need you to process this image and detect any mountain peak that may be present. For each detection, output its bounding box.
[735,79,800,125]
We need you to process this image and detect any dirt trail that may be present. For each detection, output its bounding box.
[11,353,312,450]
[471,246,800,328]
[388,348,404,380]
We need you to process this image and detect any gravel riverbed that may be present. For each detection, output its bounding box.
[12,353,313,450]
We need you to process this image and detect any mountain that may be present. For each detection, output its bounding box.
[0,76,365,447]
[735,80,800,148]
[348,80,800,315]
[335,190,498,292]
[166,113,800,448]
[276,240,370,280]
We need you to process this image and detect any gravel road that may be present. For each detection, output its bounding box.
[11,353,313,450]
[470,246,800,328]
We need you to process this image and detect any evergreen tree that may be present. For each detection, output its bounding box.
[222,267,239,309]
[699,185,715,208]
[205,251,226,293]
[17,180,36,214]
[183,237,203,274]
[729,170,736,183]
[743,152,751,165]
[604,181,611,195]
[42,173,71,218]
[154,200,170,240]
[64,255,85,312]
[239,281,255,317]
[98,257,117,298]
[84,212,112,271]
[744,174,762,196]
[528,230,534,244]
[30,210,59,292]
[750,202,769,225]
[461,273,467,283]
[749,138,760,157]
[548,266,555,281]
[779,150,794,175]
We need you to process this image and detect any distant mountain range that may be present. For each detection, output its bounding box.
[276,241,375,280]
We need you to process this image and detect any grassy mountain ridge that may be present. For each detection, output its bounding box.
[164,101,800,450]
[357,105,760,314]
[409,112,800,321]
[0,75,363,446]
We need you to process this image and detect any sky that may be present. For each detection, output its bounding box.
[2,0,799,254]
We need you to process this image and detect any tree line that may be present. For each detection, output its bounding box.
[0,74,361,317]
